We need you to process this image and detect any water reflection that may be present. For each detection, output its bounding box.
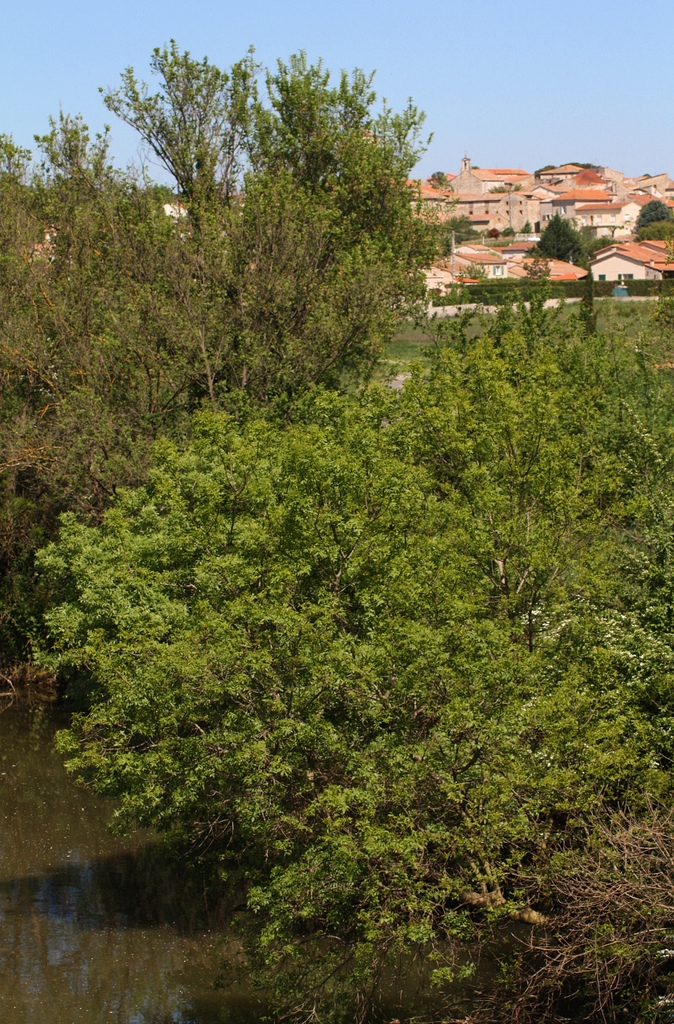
[0,706,250,1024]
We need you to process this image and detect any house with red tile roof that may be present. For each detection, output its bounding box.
[536,164,586,187]
[528,183,568,200]
[425,247,587,291]
[575,199,643,238]
[453,249,510,279]
[540,189,614,227]
[500,240,537,258]
[627,192,674,210]
[507,258,587,281]
[450,157,534,196]
[590,240,674,281]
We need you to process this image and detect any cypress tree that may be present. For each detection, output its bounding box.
[580,266,597,336]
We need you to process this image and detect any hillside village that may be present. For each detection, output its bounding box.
[418,158,674,287]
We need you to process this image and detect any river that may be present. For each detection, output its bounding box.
[0,702,256,1024]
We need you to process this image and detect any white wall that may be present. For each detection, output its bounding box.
[591,254,658,281]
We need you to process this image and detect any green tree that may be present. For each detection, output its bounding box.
[36,306,674,1019]
[0,47,435,664]
[102,41,260,204]
[440,215,479,249]
[580,266,597,336]
[636,198,671,231]
[583,232,618,256]
[537,213,585,262]
[428,170,448,188]
[636,219,674,241]
[0,134,31,179]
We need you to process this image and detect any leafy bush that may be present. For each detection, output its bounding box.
[636,219,674,241]
[636,199,672,230]
[37,302,674,1019]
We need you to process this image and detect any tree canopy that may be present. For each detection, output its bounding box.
[0,46,434,664]
[637,219,674,241]
[102,42,260,204]
[429,170,449,188]
[636,198,672,230]
[536,213,585,263]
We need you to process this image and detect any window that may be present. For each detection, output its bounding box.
[599,274,606,281]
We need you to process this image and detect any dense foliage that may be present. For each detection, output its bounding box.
[637,218,674,241]
[637,199,672,231]
[536,213,586,263]
[440,214,481,248]
[37,295,674,1021]
[0,47,433,664]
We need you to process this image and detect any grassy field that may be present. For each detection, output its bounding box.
[380,298,660,382]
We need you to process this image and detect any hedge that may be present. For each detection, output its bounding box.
[430,278,674,306]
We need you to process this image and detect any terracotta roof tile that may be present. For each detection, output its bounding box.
[574,169,607,185]
[576,202,630,212]
[521,257,587,279]
[553,189,613,202]
[627,192,666,205]
[501,241,537,254]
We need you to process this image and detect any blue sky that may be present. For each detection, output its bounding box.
[2,0,672,181]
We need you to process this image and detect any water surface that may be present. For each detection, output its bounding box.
[0,704,247,1024]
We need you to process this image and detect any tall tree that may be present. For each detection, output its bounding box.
[580,265,597,336]
[636,198,672,231]
[0,48,435,664]
[100,47,435,400]
[537,213,585,262]
[102,42,260,204]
